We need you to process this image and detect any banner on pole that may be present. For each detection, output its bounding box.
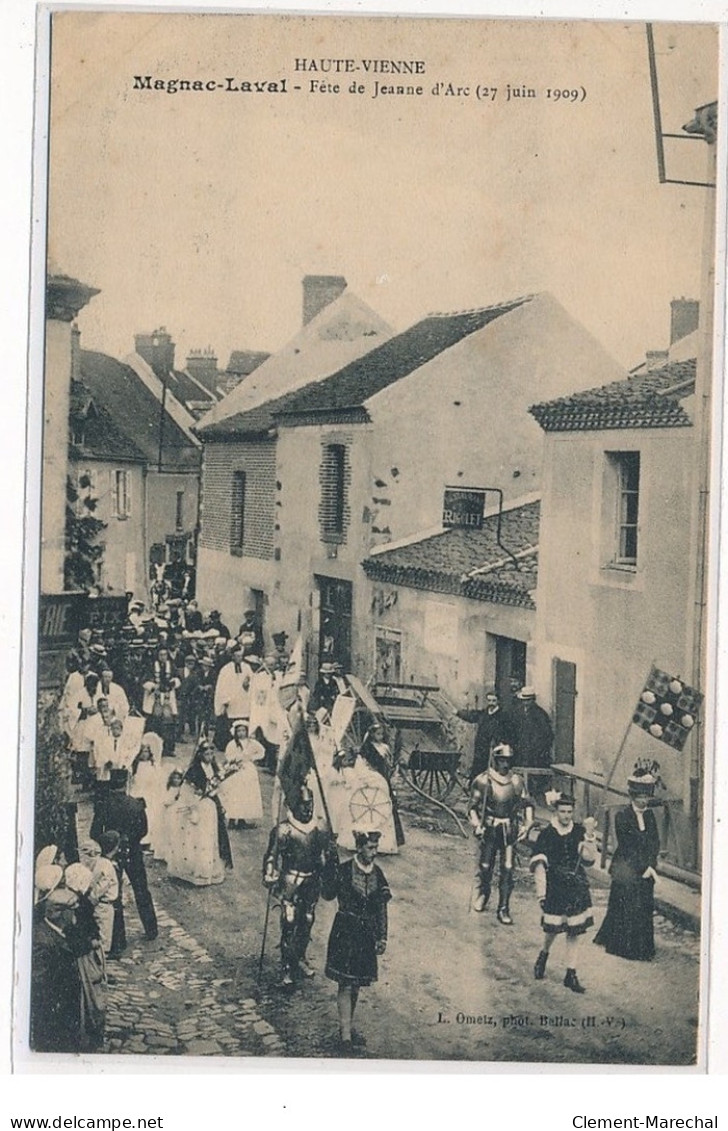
[632,666,703,751]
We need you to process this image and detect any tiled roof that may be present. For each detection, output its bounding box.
[69,380,147,463]
[196,291,393,439]
[363,500,540,609]
[529,359,695,432]
[226,350,271,376]
[166,368,217,407]
[275,297,533,420]
[79,350,201,472]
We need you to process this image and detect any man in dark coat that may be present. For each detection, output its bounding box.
[90,769,158,942]
[510,686,554,800]
[456,687,516,783]
[511,687,554,766]
[30,890,84,1053]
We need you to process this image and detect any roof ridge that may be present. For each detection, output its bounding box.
[424,293,536,319]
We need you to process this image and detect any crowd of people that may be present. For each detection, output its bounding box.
[31,594,664,1055]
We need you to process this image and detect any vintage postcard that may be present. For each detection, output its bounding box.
[16,7,722,1070]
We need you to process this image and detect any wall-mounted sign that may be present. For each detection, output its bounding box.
[442,488,486,530]
[82,596,129,633]
[38,593,85,648]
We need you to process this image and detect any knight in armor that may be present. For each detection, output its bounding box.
[468,744,533,924]
[262,785,337,988]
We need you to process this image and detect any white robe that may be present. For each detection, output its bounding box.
[218,739,264,822]
[214,661,253,720]
[165,782,225,886]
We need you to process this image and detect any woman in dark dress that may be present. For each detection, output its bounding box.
[530,791,598,993]
[323,828,391,1054]
[594,768,660,961]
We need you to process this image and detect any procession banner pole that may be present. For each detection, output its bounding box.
[602,663,656,796]
[307,728,334,833]
[256,720,291,989]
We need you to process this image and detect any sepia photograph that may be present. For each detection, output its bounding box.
[16,7,721,1068]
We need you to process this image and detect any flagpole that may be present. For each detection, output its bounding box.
[256,714,294,988]
[601,662,656,801]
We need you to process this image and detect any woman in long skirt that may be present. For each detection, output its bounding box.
[323,828,391,1054]
[594,768,660,961]
[166,740,232,886]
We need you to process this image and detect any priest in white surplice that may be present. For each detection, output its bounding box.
[213,641,255,750]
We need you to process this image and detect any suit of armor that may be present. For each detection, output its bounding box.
[263,816,336,982]
[469,766,531,920]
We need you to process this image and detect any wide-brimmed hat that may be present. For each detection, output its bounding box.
[628,768,657,795]
[319,662,336,675]
[517,686,536,700]
[64,862,93,895]
[34,863,64,903]
[35,845,58,871]
[230,718,249,734]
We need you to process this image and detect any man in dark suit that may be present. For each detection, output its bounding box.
[90,769,158,942]
[457,687,516,784]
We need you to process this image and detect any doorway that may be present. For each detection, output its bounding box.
[316,576,353,672]
[493,635,527,709]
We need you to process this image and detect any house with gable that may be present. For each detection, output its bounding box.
[528,301,703,865]
[194,275,393,635]
[77,340,202,589]
[69,371,147,597]
[361,497,540,707]
[269,291,626,675]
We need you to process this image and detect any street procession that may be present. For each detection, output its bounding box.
[29,583,703,1062]
[22,13,717,1067]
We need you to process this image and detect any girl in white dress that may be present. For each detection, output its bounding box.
[219,720,264,827]
[129,733,164,853]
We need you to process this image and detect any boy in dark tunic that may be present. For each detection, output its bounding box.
[323,828,391,1054]
[530,791,597,993]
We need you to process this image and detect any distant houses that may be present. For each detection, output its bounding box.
[195,283,626,675]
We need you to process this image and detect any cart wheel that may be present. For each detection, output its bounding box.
[346,705,376,752]
[409,763,457,800]
[348,783,392,830]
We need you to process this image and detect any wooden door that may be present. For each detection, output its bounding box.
[552,658,577,764]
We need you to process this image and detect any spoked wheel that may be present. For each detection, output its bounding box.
[348,783,392,830]
[409,763,458,800]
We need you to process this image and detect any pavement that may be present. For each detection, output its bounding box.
[104,902,286,1058]
[80,745,703,1062]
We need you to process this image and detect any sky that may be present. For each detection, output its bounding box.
[45,13,718,373]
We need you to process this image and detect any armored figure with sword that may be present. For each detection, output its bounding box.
[262,784,338,987]
[468,743,533,924]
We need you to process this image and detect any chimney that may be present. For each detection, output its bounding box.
[670,298,699,345]
[135,327,175,378]
[302,275,347,326]
[645,350,669,372]
[186,347,219,393]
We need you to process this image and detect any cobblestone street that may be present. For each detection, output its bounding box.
[92,749,702,1066]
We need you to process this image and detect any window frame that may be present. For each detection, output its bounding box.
[113,468,131,520]
[608,450,640,569]
[230,470,246,556]
[320,442,347,542]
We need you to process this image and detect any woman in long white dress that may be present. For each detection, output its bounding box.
[165,741,233,886]
[128,733,164,853]
[219,720,264,827]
